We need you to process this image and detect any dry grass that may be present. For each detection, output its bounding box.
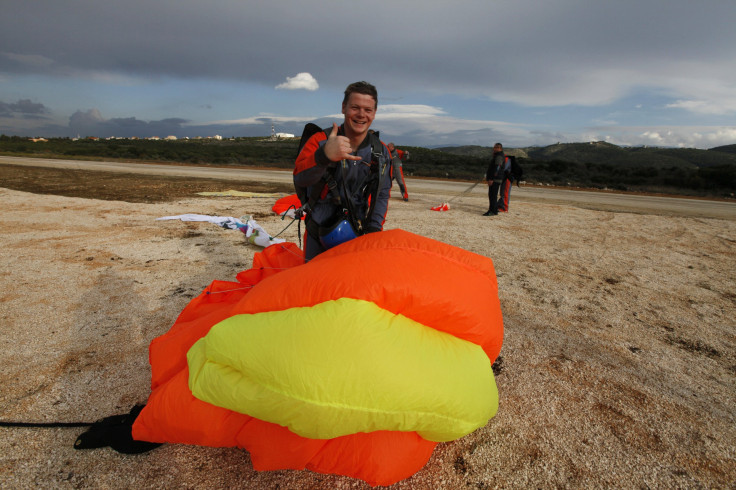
[1,177,734,489]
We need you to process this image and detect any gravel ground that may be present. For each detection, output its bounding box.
[1,165,734,489]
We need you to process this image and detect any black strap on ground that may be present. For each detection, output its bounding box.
[74,405,162,454]
[1,405,162,455]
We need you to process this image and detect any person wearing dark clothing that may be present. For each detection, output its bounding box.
[294,81,392,261]
[387,142,409,201]
[483,143,505,216]
[497,155,513,212]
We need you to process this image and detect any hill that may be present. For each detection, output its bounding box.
[433,142,736,197]
[438,141,736,169]
[710,144,736,155]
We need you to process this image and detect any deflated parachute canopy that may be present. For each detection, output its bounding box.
[132,229,504,486]
[272,193,303,219]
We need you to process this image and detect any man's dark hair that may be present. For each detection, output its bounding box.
[343,81,378,109]
[494,142,503,148]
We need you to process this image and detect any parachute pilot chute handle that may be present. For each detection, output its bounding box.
[294,203,310,220]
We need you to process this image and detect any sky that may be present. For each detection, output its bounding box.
[1,0,735,149]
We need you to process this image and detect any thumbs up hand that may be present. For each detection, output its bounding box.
[323,123,361,162]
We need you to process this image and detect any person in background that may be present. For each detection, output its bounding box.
[387,142,409,201]
[497,154,513,212]
[483,142,505,216]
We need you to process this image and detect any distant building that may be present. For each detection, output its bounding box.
[270,124,294,140]
[164,135,177,141]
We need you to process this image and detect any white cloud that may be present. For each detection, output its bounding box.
[379,104,446,115]
[665,99,735,116]
[1,51,54,68]
[197,113,316,126]
[592,118,618,126]
[595,126,736,148]
[647,69,736,115]
[370,104,532,146]
[201,103,736,149]
[275,72,319,91]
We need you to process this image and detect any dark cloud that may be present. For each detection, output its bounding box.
[2,1,735,147]
[5,0,733,103]
[68,109,190,138]
[0,99,50,118]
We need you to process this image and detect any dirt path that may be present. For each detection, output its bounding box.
[2,156,735,220]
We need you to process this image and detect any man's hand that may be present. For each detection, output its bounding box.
[323,123,362,162]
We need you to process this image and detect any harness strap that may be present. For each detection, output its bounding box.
[364,135,389,229]
[340,130,386,234]
[301,127,387,234]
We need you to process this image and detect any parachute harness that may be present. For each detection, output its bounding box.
[338,136,389,235]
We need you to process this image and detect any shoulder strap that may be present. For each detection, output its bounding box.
[363,132,390,228]
[295,123,323,159]
[301,124,341,216]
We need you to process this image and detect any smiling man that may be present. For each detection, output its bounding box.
[294,81,393,261]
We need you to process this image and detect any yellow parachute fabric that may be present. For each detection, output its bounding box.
[187,298,497,442]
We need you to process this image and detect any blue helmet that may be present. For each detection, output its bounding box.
[319,219,358,250]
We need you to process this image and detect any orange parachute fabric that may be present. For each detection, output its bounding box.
[272,193,303,219]
[431,202,450,211]
[132,229,503,486]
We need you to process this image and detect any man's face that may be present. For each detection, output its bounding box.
[493,145,503,153]
[342,92,376,139]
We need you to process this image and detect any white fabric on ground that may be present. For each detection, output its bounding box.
[156,214,286,247]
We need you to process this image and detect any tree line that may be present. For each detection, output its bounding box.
[1,135,734,198]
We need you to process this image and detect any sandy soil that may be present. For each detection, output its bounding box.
[1,164,734,489]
